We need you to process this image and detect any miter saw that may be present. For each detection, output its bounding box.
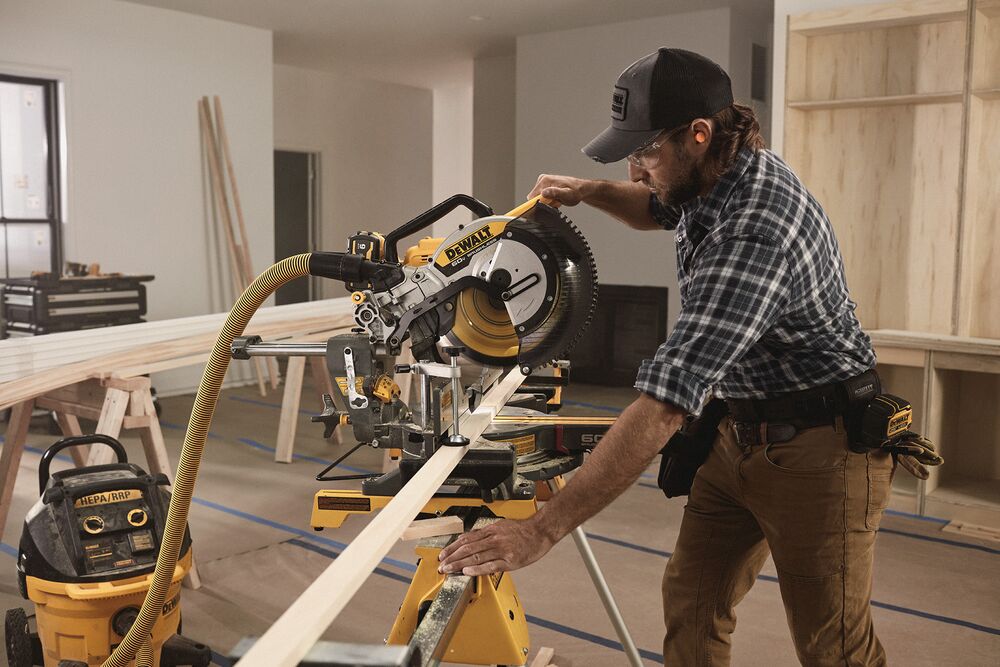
[232,194,608,503]
[230,195,643,667]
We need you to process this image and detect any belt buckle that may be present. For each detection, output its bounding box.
[733,421,757,449]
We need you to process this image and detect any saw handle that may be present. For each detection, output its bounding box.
[504,195,562,218]
[383,194,493,263]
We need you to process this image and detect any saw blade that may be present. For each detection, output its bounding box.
[444,202,597,369]
[505,202,598,369]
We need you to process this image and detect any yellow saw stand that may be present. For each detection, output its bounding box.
[311,476,644,667]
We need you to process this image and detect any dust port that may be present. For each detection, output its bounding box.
[128,509,149,528]
[127,509,148,527]
[83,516,105,534]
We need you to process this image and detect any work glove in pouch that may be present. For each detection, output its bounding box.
[882,430,943,480]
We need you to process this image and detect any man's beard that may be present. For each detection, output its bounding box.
[656,151,705,208]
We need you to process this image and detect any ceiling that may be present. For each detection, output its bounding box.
[121,0,771,88]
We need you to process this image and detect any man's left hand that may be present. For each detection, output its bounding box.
[437,518,554,576]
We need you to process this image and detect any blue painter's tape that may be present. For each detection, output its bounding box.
[560,399,622,414]
[228,394,317,416]
[525,614,663,663]
[883,508,949,524]
[878,527,1000,556]
[236,437,373,475]
[190,496,416,573]
[288,538,412,584]
[585,532,671,558]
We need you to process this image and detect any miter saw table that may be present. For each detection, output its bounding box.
[228,195,644,666]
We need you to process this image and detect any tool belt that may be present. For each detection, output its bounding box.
[724,369,879,448]
[656,369,882,498]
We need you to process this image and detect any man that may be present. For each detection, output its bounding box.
[439,48,897,666]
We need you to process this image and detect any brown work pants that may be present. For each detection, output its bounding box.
[662,416,893,666]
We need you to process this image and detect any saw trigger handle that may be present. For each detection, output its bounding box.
[383,194,493,263]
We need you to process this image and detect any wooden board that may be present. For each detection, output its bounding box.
[235,368,527,667]
[0,309,354,411]
[0,298,353,384]
[400,516,464,541]
[789,0,966,35]
[783,103,963,334]
[788,17,965,101]
[958,98,1000,338]
[973,1,1000,90]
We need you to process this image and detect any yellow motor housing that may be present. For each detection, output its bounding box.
[25,552,191,667]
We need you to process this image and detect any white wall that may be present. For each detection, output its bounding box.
[431,78,474,239]
[730,3,774,142]
[473,54,517,213]
[515,9,733,331]
[273,64,433,298]
[0,0,274,393]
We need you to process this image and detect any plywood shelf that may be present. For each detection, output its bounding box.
[787,91,963,110]
[789,0,966,35]
[972,87,1000,99]
[782,0,1000,529]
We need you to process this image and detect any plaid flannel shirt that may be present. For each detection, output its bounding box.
[635,147,876,415]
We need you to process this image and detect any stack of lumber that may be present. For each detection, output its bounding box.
[0,298,354,410]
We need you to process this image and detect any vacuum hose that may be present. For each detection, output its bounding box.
[103,251,374,667]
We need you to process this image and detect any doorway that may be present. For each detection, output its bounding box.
[273,150,319,305]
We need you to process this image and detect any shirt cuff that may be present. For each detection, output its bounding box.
[634,359,711,415]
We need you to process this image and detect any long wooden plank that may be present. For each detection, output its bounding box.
[0,298,353,383]
[0,314,354,410]
[235,367,527,667]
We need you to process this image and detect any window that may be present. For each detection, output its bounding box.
[0,74,62,278]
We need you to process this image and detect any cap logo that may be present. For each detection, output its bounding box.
[611,86,628,121]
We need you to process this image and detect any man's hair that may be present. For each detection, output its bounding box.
[671,103,765,180]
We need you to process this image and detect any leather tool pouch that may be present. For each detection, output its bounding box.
[657,398,729,498]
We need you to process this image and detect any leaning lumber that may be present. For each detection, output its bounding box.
[235,367,528,667]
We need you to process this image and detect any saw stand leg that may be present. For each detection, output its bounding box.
[547,476,643,667]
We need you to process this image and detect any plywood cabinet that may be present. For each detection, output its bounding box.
[782,0,1000,527]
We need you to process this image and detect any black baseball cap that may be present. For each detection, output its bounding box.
[582,48,734,164]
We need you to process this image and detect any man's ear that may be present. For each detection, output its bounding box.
[690,118,712,153]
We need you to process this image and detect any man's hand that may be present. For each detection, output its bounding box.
[527,174,597,206]
[437,518,553,576]
[526,174,660,229]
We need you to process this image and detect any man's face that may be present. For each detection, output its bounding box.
[627,127,707,208]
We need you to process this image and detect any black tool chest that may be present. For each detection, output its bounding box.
[0,274,154,338]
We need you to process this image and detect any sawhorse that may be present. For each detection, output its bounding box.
[0,375,200,588]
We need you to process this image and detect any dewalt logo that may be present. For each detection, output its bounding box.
[444,227,495,261]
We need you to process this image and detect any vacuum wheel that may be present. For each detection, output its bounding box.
[4,608,34,667]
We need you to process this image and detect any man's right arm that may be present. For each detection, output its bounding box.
[527,175,661,230]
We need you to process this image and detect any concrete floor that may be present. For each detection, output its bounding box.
[1,377,999,666]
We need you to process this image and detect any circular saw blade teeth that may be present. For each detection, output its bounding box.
[506,202,599,369]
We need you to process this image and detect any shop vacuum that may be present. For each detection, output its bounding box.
[4,435,211,666]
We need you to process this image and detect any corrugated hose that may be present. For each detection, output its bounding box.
[102,253,312,667]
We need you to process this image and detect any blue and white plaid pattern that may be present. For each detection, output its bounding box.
[635,148,876,415]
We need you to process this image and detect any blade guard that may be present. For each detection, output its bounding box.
[447,199,598,371]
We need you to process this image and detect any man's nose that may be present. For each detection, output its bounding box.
[627,161,646,182]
